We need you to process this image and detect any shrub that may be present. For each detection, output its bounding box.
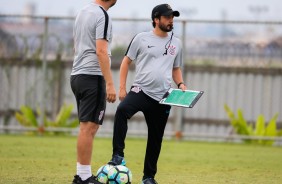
[15,104,78,134]
[224,104,281,145]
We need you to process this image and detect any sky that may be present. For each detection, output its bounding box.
[0,0,282,21]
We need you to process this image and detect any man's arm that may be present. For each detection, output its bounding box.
[172,67,187,91]
[119,56,132,101]
[96,39,116,103]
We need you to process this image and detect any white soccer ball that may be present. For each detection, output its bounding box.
[96,164,114,184]
[107,165,132,184]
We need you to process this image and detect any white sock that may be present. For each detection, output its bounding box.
[77,162,92,181]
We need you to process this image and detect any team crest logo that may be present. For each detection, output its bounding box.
[168,45,176,55]
[131,86,141,93]
[98,110,105,121]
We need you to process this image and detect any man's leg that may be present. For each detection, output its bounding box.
[110,90,143,163]
[142,103,171,180]
[71,75,105,184]
[77,122,99,180]
[77,122,99,164]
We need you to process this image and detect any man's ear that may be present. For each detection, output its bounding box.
[154,17,160,24]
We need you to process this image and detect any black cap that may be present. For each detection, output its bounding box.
[151,4,180,20]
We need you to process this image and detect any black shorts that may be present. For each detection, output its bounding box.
[70,74,106,125]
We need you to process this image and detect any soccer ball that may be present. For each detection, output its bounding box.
[96,164,114,184]
[107,165,132,184]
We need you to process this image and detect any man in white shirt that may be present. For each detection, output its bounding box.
[108,4,187,184]
[71,0,117,183]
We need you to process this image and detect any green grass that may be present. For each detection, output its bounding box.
[0,135,282,184]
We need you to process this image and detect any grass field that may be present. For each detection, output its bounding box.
[0,134,282,184]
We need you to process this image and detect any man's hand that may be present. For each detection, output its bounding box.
[179,83,187,91]
[119,87,127,101]
[106,83,116,103]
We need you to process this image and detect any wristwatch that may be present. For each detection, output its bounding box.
[177,82,185,88]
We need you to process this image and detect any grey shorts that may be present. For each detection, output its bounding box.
[70,74,106,125]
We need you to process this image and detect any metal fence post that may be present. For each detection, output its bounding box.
[174,20,187,139]
[39,17,49,133]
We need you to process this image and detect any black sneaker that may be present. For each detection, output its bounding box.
[72,175,102,184]
[72,175,80,184]
[108,154,126,166]
[142,178,158,184]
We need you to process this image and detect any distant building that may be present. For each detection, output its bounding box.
[22,3,36,24]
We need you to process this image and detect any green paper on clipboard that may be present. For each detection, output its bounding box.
[159,88,204,108]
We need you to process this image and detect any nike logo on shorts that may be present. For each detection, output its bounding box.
[148,45,155,48]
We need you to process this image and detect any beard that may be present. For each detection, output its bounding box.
[109,3,116,7]
[109,0,116,7]
[159,22,173,32]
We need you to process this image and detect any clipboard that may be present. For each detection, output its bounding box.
[159,88,204,108]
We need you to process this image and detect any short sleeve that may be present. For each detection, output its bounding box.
[125,34,140,61]
[96,8,110,41]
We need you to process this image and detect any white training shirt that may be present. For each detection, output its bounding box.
[71,2,112,76]
[126,31,183,101]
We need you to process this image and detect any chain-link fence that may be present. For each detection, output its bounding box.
[1,15,282,65]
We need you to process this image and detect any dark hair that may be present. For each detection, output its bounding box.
[152,17,160,28]
[152,21,156,28]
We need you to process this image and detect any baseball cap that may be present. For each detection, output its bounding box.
[151,4,180,20]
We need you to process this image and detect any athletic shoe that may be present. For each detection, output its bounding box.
[108,154,126,166]
[141,178,158,184]
[72,175,80,184]
[72,175,102,184]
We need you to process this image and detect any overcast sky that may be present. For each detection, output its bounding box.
[0,0,282,21]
